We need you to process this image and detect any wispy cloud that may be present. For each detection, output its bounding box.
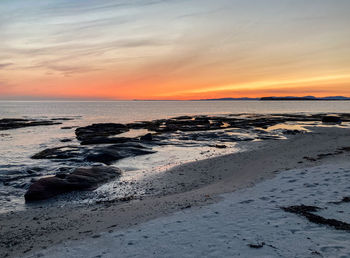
[0,0,350,99]
[0,63,13,69]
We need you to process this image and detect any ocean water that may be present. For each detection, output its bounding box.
[1,100,350,213]
[2,100,350,121]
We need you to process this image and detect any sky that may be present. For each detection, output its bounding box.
[0,0,349,100]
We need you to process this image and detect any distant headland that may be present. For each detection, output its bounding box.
[198,96,350,101]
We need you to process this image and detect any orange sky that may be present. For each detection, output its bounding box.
[0,0,349,100]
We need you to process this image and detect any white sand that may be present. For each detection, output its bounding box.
[29,161,350,258]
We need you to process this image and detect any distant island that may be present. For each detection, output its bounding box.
[196,97,260,101]
[198,96,350,101]
[260,96,350,101]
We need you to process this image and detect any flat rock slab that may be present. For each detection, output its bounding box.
[74,113,350,145]
[322,115,342,124]
[85,145,156,164]
[31,144,156,165]
[31,146,82,160]
[75,123,129,141]
[24,166,122,202]
[0,118,63,131]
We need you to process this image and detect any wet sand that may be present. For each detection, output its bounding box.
[1,126,350,257]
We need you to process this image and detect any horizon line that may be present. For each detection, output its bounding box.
[1,95,350,101]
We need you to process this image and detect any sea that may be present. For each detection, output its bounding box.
[1,100,350,213]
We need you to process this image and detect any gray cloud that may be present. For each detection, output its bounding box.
[0,63,13,69]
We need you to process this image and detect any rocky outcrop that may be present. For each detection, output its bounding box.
[322,115,342,124]
[75,123,129,141]
[80,137,137,145]
[85,145,156,164]
[31,144,156,165]
[31,146,82,160]
[24,166,122,202]
[140,133,153,141]
[73,114,350,145]
[0,118,62,131]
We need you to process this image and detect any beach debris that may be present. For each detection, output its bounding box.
[96,195,135,205]
[215,144,227,149]
[329,196,350,204]
[24,166,122,202]
[282,205,350,231]
[303,156,317,162]
[339,146,350,152]
[180,204,192,210]
[302,151,342,163]
[248,242,265,249]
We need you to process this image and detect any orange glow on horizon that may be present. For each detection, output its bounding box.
[2,70,349,100]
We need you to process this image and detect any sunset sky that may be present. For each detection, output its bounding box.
[0,0,349,100]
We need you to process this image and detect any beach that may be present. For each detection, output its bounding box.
[1,125,350,257]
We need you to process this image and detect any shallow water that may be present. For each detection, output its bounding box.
[1,100,350,213]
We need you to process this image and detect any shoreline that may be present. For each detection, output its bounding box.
[2,112,332,213]
[1,126,350,257]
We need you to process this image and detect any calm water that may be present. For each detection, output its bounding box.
[2,101,350,123]
[1,100,350,213]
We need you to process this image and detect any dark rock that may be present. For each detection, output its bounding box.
[51,118,75,121]
[339,147,350,152]
[330,196,350,204]
[80,137,137,145]
[282,129,304,135]
[61,126,77,130]
[215,144,227,149]
[31,146,82,160]
[341,197,350,203]
[85,145,156,164]
[126,121,154,129]
[0,118,61,131]
[75,123,129,142]
[283,205,321,214]
[149,117,213,132]
[140,133,153,141]
[60,138,72,143]
[322,115,342,124]
[0,173,41,184]
[85,149,123,164]
[24,166,122,202]
[71,114,347,144]
[31,143,156,164]
[172,116,193,120]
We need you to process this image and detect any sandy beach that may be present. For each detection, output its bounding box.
[1,125,350,257]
